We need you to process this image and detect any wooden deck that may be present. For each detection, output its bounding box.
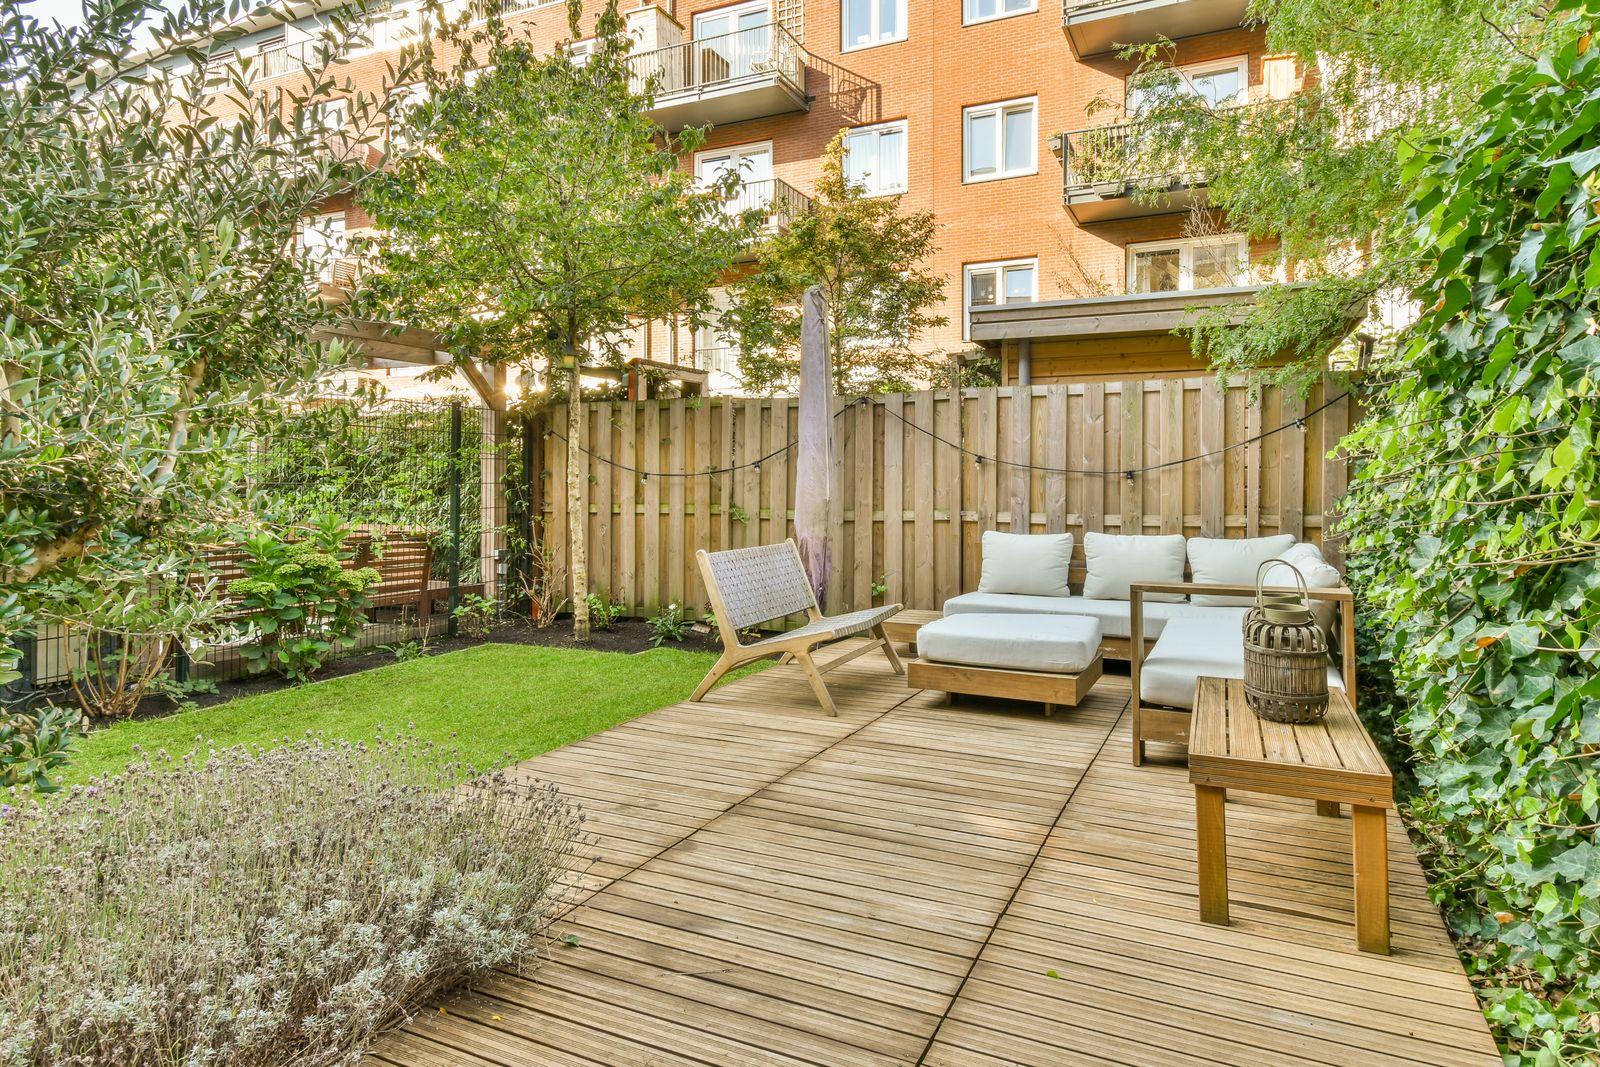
[369,641,1500,1067]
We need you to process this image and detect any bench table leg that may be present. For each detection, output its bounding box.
[1352,804,1391,954]
[1195,784,1229,926]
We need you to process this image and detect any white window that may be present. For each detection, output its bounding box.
[842,121,907,196]
[1127,234,1248,294]
[696,288,739,376]
[202,50,237,92]
[842,0,905,52]
[696,142,774,217]
[963,97,1035,182]
[963,258,1036,340]
[299,211,347,283]
[387,82,429,150]
[1128,55,1248,114]
[306,98,347,134]
[964,0,1033,27]
[564,38,599,65]
[694,2,773,78]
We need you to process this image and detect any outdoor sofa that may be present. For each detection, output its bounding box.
[931,531,1356,763]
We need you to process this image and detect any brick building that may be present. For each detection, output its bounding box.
[169,0,1301,394]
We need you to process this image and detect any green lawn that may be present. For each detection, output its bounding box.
[65,642,759,786]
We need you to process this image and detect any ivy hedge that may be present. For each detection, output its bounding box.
[1342,6,1600,1062]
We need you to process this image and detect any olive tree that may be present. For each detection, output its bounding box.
[0,0,422,684]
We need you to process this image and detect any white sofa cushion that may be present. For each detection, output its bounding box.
[1262,542,1344,639]
[978,531,1074,598]
[1186,535,1297,607]
[918,613,1101,674]
[1082,533,1186,603]
[942,591,1246,641]
[1139,617,1345,710]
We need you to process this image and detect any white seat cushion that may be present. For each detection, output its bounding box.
[1139,617,1345,710]
[1186,534,1297,607]
[942,592,1246,641]
[1082,533,1187,603]
[978,531,1074,598]
[918,613,1101,674]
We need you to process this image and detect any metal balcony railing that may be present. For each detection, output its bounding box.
[1062,119,1204,191]
[722,177,811,231]
[249,40,316,82]
[627,22,805,99]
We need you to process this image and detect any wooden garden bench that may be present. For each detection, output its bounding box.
[692,540,905,716]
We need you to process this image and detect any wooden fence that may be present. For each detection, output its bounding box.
[531,375,1354,619]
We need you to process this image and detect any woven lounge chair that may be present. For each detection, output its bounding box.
[692,540,905,716]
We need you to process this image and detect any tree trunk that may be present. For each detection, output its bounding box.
[567,363,589,640]
[794,286,833,610]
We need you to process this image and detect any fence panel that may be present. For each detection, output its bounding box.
[533,376,1355,620]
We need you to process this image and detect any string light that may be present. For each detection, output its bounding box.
[539,392,1350,483]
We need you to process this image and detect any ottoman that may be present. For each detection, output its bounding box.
[905,613,1103,715]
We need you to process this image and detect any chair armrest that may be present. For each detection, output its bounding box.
[1128,580,1353,605]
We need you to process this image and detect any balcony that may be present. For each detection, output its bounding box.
[628,23,808,132]
[1061,0,1248,57]
[715,176,812,258]
[1060,120,1206,223]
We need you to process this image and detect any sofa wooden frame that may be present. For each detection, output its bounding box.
[1129,580,1357,766]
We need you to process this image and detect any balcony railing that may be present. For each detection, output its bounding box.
[1062,119,1205,190]
[628,22,805,100]
[722,177,811,231]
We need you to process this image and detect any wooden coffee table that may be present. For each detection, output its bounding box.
[881,608,941,648]
[1188,677,1395,953]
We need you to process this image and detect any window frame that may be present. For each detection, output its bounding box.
[298,210,348,284]
[840,0,908,54]
[962,0,1035,28]
[962,257,1038,341]
[1125,234,1250,294]
[961,96,1037,184]
[841,119,909,197]
[1127,54,1249,113]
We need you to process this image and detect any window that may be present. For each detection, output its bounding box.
[842,0,905,52]
[299,211,347,283]
[202,50,237,92]
[963,98,1035,182]
[1127,235,1248,294]
[387,82,429,150]
[964,0,1033,26]
[305,98,347,135]
[695,2,772,78]
[963,258,1036,339]
[696,142,774,218]
[564,38,599,65]
[1128,55,1248,114]
[842,121,907,196]
[695,289,739,376]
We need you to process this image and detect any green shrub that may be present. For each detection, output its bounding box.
[0,734,585,1065]
[0,706,80,793]
[451,593,498,639]
[228,518,380,682]
[1341,8,1600,1061]
[646,602,690,646]
[585,592,626,632]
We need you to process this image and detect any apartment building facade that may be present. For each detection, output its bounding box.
[183,0,1297,394]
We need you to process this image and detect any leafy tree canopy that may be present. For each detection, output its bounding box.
[1112,0,1553,386]
[722,133,947,396]
[358,0,753,636]
[1340,5,1600,1060]
[0,0,414,684]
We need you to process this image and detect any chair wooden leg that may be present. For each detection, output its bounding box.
[874,625,905,675]
[795,650,839,717]
[1132,705,1145,766]
[691,653,735,702]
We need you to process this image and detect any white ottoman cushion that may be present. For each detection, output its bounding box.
[918,613,1101,675]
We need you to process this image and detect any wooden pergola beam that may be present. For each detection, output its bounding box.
[313,318,505,411]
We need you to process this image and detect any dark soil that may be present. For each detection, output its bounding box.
[86,618,721,729]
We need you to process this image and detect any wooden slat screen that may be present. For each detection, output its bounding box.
[532,376,1355,620]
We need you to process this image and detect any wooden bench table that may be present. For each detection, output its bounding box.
[1188,676,1396,953]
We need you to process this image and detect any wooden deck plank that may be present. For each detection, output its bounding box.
[372,648,1501,1067]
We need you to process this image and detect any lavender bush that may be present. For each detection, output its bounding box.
[0,734,587,1066]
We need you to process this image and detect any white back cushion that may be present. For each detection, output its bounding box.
[1082,533,1186,602]
[978,531,1074,598]
[1263,542,1344,638]
[1187,534,1298,607]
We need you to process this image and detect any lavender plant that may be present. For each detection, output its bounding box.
[0,734,587,1066]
